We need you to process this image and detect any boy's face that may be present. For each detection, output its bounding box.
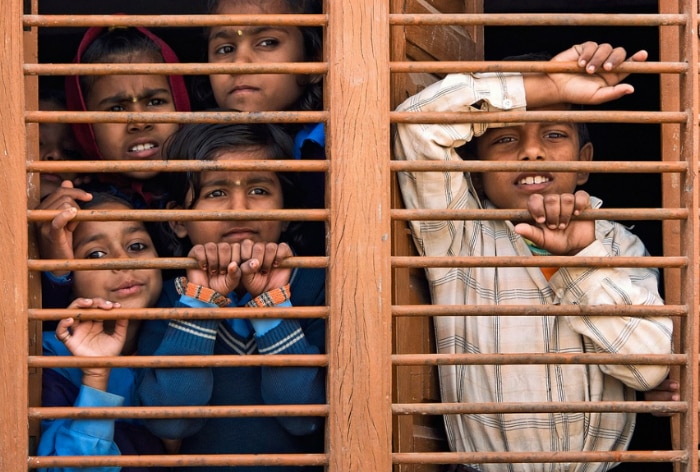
[72,202,162,309]
[475,104,593,211]
[172,147,287,246]
[85,59,179,180]
[39,99,81,198]
[208,0,307,112]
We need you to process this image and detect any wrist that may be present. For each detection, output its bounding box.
[81,368,110,391]
[175,276,231,307]
[246,284,291,308]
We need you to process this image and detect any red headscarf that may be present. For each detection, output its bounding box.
[64,25,191,159]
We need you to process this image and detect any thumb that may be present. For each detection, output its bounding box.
[514,223,544,247]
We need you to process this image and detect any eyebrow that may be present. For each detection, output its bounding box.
[209,26,289,41]
[201,174,279,188]
[94,88,171,108]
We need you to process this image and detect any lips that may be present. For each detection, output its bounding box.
[518,175,551,186]
[222,227,258,242]
[126,141,159,159]
[112,281,145,297]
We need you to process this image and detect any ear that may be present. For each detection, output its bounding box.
[576,142,594,186]
[166,201,189,238]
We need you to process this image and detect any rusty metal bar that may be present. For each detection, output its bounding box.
[393,208,688,221]
[22,13,328,28]
[389,13,686,27]
[29,306,328,321]
[392,353,684,366]
[392,110,687,124]
[27,208,329,223]
[29,404,328,420]
[393,401,685,415]
[25,62,328,76]
[29,354,327,369]
[392,450,685,466]
[27,157,329,172]
[27,256,327,272]
[25,110,328,124]
[391,304,687,317]
[391,159,688,173]
[392,60,686,74]
[28,453,328,469]
[392,255,686,269]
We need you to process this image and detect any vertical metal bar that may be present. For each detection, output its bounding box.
[0,0,29,469]
[325,1,393,471]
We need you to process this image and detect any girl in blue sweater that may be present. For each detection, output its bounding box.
[136,122,326,472]
[38,193,169,472]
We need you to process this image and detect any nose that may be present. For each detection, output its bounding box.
[518,131,545,161]
[230,188,249,210]
[128,120,154,133]
[42,145,65,161]
[110,248,134,273]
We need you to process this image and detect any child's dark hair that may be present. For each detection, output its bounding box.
[198,0,323,112]
[163,121,307,255]
[78,191,135,211]
[78,27,164,97]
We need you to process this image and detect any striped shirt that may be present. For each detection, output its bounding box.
[393,72,673,472]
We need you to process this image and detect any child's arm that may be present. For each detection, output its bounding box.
[36,298,126,472]
[523,42,648,107]
[545,216,673,391]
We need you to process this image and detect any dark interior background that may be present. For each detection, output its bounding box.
[33,2,669,469]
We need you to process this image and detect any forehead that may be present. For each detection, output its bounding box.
[213,146,273,161]
[214,0,293,14]
[87,73,172,101]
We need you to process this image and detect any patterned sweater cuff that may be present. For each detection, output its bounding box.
[174,276,231,307]
[246,284,291,307]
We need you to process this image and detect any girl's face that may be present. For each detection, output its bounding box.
[172,147,287,246]
[72,201,162,309]
[85,52,179,180]
[39,99,81,198]
[208,0,307,112]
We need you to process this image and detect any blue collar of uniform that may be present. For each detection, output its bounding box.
[293,122,325,159]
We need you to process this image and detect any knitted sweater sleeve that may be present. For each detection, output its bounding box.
[136,289,219,439]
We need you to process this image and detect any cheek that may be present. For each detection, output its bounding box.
[92,124,120,160]
[71,271,101,299]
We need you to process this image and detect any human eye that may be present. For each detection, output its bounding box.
[85,249,107,259]
[258,37,280,49]
[148,97,170,107]
[127,241,149,253]
[214,43,235,56]
[544,130,569,140]
[204,188,226,198]
[492,135,516,145]
[108,104,126,112]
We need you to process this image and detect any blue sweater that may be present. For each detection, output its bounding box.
[136,267,326,472]
[37,336,168,472]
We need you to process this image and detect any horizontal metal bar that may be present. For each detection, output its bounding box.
[392,401,686,415]
[391,60,686,74]
[25,62,327,76]
[23,13,327,27]
[391,304,687,317]
[29,403,329,419]
[29,353,328,369]
[392,450,686,465]
[27,209,328,223]
[29,306,329,321]
[392,207,688,221]
[392,255,687,268]
[25,110,328,124]
[27,453,328,469]
[391,110,688,124]
[389,13,687,26]
[28,256,328,271]
[390,160,688,173]
[27,158,329,173]
[392,352,685,366]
